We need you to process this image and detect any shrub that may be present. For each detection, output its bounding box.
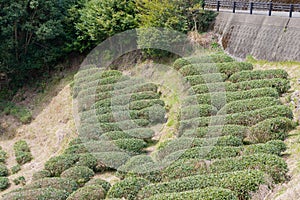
[179,105,293,131]
[0,177,9,190]
[182,125,247,138]
[85,178,111,192]
[13,140,32,165]
[45,154,79,176]
[187,53,235,64]
[129,99,165,111]
[0,163,9,176]
[161,153,287,183]
[173,58,191,70]
[184,73,227,86]
[101,128,155,140]
[32,170,51,181]
[0,149,7,163]
[13,176,26,186]
[181,104,217,119]
[179,62,253,77]
[107,177,150,200]
[11,165,21,174]
[61,166,95,186]
[184,87,279,109]
[243,140,287,156]
[138,170,266,199]
[145,187,238,200]
[66,185,106,200]
[22,177,78,193]
[2,188,68,200]
[248,117,296,143]
[189,78,290,95]
[219,97,280,114]
[229,69,289,83]
[99,119,150,132]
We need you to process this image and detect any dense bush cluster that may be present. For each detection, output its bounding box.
[13,140,33,165]
[229,69,289,82]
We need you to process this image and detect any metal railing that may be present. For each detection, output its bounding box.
[204,0,300,17]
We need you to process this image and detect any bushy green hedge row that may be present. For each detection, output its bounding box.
[74,69,122,81]
[179,62,253,77]
[184,73,227,86]
[155,136,243,160]
[138,170,266,199]
[96,81,158,94]
[181,125,247,138]
[85,178,111,192]
[107,177,150,200]
[219,97,280,114]
[32,170,51,181]
[0,163,9,176]
[161,153,287,183]
[66,185,106,200]
[189,78,290,95]
[179,105,293,131]
[229,69,288,83]
[173,53,235,70]
[101,128,155,140]
[13,140,33,165]
[0,177,9,191]
[45,152,130,176]
[181,104,217,119]
[94,91,160,102]
[0,149,7,163]
[162,140,286,161]
[61,166,95,186]
[99,119,150,132]
[144,187,238,200]
[3,187,69,200]
[248,117,297,143]
[183,87,279,109]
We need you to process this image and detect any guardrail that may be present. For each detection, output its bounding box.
[204,0,300,17]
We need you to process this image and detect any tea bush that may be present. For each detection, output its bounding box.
[61,166,95,186]
[13,140,32,165]
[66,185,106,200]
[229,69,288,82]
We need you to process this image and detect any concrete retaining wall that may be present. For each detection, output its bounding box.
[214,12,300,61]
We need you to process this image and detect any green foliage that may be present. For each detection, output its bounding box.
[184,87,279,109]
[249,117,297,143]
[0,149,8,163]
[100,128,155,140]
[138,170,266,199]
[45,154,79,176]
[32,170,51,181]
[66,185,106,200]
[85,178,111,192]
[182,125,247,138]
[107,177,150,200]
[11,164,21,174]
[243,140,287,156]
[179,62,253,77]
[13,176,26,186]
[2,102,32,123]
[0,177,9,191]
[181,104,217,119]
[0,163,9,176]
[13,140,33,165]
[184,73,227,86]
[229,69,289,83]
[3,188,69,200]
[74,0,138,52]
[61,166,94,187]
[145,187,238,200]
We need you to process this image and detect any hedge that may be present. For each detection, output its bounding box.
[32,170,51,181]
[107,177,150,200]
[45,154,79,176]
[0,149,7,163]
[173,58,191,70]
[99,119,150,132]
[138,170,266,199]
[2,188,69,200]
[61,166,95,186]
[21,177,78,193]
[219,97,280,114]
[93,91,160,103]
[0,163,9,176]
[162,141,286,162]
[183,87,279,109]
[85,178,111,192]
[181,104,217,120]
[184,73,227,86]
[74,69,122,81]
[248,117,296,143]
[229,69,289,83]
[179,105,293,131]
[243,140,287,156]
[13,140,32,165]
[0,177,9,190]
[161,153,287,183]
[181,125,247,138]
[11,164,21,174]
[179,62,253,77]
[189,78,290,95]
[101,128,155,140]
[144,187,238,200]
[155,136,243,160]
[66,185,106,200]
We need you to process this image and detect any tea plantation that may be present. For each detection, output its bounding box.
[2,52,296,200]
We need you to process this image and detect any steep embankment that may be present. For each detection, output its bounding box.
[0,84,77,195]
